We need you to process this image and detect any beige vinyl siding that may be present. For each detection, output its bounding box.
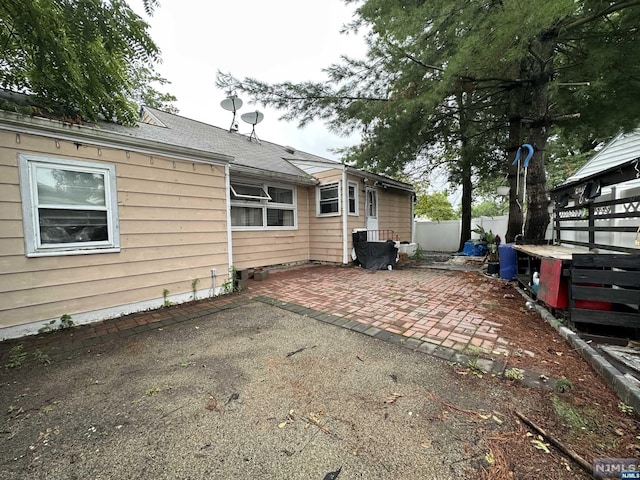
[232,185,311,269]
[346,174,366,245]
[309,169,343,263]
[378,189,413,242]
[0,129,229,330]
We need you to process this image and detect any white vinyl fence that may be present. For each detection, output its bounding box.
[413,215,510,252]
[413,183,640,253]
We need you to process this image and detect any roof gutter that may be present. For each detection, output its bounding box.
[0,111,234,166]
[345,166,414,193]
[551,157,640,198]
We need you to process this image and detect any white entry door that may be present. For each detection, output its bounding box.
[365,187,378,235]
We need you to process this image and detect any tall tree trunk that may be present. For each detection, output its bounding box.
[523,36,555,241]
[459,157,473,252]
[524,125,550,240]
[506,60,531,243]
[456,91,473,252]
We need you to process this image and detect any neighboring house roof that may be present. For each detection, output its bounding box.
[553,129,640,196]
[563,129,640,184]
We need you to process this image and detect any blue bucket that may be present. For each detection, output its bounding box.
[499,243,517,280]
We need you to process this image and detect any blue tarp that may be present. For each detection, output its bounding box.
[462,241,487,257]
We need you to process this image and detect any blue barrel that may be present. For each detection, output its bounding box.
[499,243,517,280]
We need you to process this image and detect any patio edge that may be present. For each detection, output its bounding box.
[517,288,640,414]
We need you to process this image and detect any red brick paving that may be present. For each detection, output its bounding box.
[244,265,509,355]
[0,264,510,361]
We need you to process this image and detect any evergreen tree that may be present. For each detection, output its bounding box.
[218,0,640,241]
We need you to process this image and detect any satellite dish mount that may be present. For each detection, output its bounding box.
[240,110,264,143]
[220,95,243,132]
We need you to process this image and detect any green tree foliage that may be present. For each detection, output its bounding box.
[472,200,508,219]
[0,0,175,124]
[218,0,640,242]
[545,133,600,189]
[130,63,179,114]
[414,192,457,221]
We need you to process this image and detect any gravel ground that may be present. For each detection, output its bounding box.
[2,302,551,479]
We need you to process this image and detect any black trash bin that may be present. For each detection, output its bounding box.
[352,230,367,244]
[354,239,398,270]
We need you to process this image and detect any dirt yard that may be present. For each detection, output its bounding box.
[1,299,638,479]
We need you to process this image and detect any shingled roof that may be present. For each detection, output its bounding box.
[99,106,336,184]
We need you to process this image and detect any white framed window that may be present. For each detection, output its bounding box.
[317,182,340,216]
[230,182,271,201]
[347,181,359,216]
[19,154,120,257]
[230,181,296,230]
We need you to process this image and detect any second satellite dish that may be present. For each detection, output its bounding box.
[241,110,264,125]
[241,110,264,142]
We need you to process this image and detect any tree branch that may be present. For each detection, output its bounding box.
[562,0,640,32]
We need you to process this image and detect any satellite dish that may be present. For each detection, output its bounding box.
[241,110,264,142]
[220,95,243,131]
[240,110,264,125]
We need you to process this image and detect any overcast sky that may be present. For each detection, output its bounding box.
[129,0,367,160]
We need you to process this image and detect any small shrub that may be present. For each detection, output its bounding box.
[504,367,524,381]
[222,266,239,293]
[33,349,51,366]
[191,278,200,299]
[145,386,161,396]
[162,289,171,307]
[619,402,634,416]
[6,345,27,368]
[554,376,573,394]
[412,244,425,260]
[39,313,74,333]
[58,314,73,329]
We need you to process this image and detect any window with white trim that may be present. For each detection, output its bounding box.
[230,181,296,229]
[348,181,359,215]
[19,154,120,257]
[317,182,340,216]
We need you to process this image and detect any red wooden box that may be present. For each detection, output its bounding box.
[537,258,569,309]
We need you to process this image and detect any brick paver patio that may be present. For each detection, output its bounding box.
[245,265,510,355]
[0,264,511,362]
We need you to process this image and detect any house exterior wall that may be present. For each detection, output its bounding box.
[377,188,413,242]
[231,184,311,269]
[0,129,229,336]
[308,169,344,263]
[346,174,366,251]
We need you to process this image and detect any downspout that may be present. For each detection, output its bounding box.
[224,163,234,280]
[411,194,415,243]
[342,168,349,264]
